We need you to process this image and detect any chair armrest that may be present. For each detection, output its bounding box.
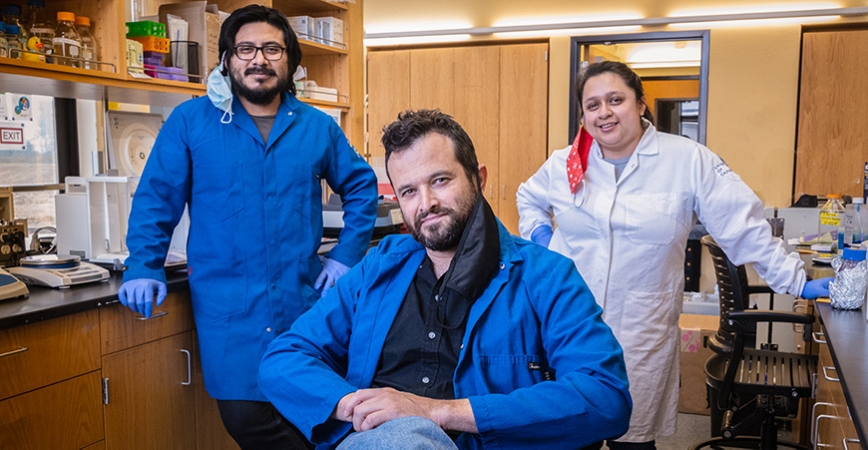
[746,285,775,295]
[726,310,815,325]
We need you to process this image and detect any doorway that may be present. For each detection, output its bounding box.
[569,31,709,145]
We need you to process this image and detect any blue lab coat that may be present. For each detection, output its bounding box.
[124,93,378,400]
[259,221,632,449]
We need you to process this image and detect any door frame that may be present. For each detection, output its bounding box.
[568,30,710,145]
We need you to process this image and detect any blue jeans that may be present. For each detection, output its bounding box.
[337,416,458,450]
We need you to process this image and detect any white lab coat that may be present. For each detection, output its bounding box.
[516,124,806,442]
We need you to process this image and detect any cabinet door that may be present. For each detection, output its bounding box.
[103,331,196,450]
[409,48,455,113]
[795,29,868,199]
[0,371,104,450]
[498,43,549,234]
[100,291,194,355]
[0,309,100,400]
[454,46,501,214]
[367,50,411,160]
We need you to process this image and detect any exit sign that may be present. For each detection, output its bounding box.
[0,124,24,150]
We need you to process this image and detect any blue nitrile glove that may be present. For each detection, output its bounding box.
[118,278,167,317]
[801,277,833,299]
[531,225,553,248]
[314,256,351,297]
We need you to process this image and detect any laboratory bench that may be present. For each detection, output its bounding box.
[0,269,188,330]
[814,300,867,448]
[0,269,239,450]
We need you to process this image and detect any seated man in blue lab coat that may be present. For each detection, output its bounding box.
[259,109,632,449]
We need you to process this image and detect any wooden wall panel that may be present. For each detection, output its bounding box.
[366,42,549,233]
[795,29,868,199]
[498,43,549,234]
[366,51,410,160]
[409,48,455,113]
[454,46,501,214]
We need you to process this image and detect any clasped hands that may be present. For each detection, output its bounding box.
[332,387,476,434]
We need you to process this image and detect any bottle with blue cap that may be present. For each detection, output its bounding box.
[829,247,867,310]
[2,4,29,50]
[4,24,21,57]
[0,23,8,58]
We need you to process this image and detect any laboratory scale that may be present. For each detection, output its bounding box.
[7,254,109,289]
[0,267,28,300]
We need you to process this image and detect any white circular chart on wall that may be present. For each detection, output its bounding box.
[107,111,164,178]
[118,122,156,177]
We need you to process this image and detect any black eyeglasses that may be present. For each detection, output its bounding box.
[233,45,285,61]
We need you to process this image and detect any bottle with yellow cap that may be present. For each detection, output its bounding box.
[74,16,97,70]
[52,11,80,67]
[819,193,846,250]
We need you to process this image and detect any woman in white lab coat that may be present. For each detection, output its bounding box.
[516,61,831,449]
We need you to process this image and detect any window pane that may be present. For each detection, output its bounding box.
[0,94,59,232]
[13,190,58,230]
[0,94,58,186]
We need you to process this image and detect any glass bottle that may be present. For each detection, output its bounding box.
[1,4,29,50]
[4,24,21,58]
[26,0,53,63]
[74,16,96,70]
[52,12,80,68]
[819,194,845,250]
[849,197,865,246]
[0,23,8,58]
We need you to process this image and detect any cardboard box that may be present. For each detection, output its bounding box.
[678,313,719,415]
[314,17,343,46]
[287,15,314,41]
[159,2,222,82]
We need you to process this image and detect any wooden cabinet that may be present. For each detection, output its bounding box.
[367,42,549,234]
[0,308,100,399]
[103,331,197,450]
[794,26,868,200]
[0,310,104,450]
[0,0,364,147]
[0,291,238,449]
[813,326,862,449]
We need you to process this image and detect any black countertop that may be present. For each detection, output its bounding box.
[816,301,868,444]
[0,270,189,330]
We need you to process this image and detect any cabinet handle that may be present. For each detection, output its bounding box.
[811,402,833,444]
[501,185,505,200]
[136,310,168,321]
[812,331,826,344]
[815,415,837,449]
[843,438,860,449]
[822,366,840,382]
[180,349,192,386]
[0,346,28,358]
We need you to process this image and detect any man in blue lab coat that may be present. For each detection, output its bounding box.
[259,109,631,449]
[118,5,378,449]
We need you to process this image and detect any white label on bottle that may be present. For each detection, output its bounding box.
[31,27,53,35]
[53,37,80,48]
[82,49,93,60]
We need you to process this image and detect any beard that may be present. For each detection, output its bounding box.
[407,185,477,252]
[229,65,290,105]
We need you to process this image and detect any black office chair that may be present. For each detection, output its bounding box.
[690,236,817,450]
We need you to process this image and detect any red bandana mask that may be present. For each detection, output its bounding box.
[566,126,593,194]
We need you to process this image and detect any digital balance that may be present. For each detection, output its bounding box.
[7,254,110,289]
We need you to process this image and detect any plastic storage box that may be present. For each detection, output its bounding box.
[130,36,170,53]
[126,20,167,38]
